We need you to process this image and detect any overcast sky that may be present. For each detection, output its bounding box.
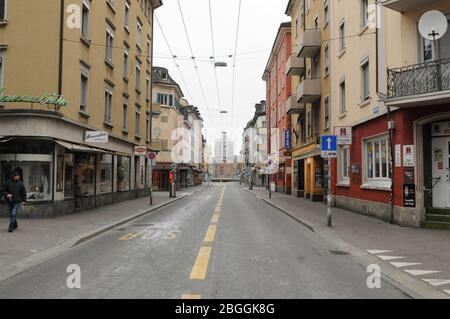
[153,0,289,155]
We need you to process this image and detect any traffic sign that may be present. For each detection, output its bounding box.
[147,151,157,160]
[321,135,337,158]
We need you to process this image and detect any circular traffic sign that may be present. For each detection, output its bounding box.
[147,152,157,160]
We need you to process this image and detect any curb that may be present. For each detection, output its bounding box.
[243,186,450,299]
[0,193,190,284]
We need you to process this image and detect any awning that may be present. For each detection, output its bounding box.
[56,140,109,154]
[115,151,132,157]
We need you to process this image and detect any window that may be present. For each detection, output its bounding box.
[107,0,115,9]
[146,115,150,140]
[105,24,114,63]
[324,44,329,76]
[147,39,151,61]
[146,76,150,101]
[104,84,113,124]
[314,16,319,31]
[125,1,130,29]
[339,146,350,183]
[295,19,299,37]
[323,0,329,27]
[307,110,312,138]
[361,0,369,28]
[135,61,141,91]
[81,0,90,37]
[157,93,174,106]
[122,96,128,131]
[135,105,141,137]
[301,1,305,30]
[365,135,391,180]
[339,80,346,114]
[324,97,329,129]
[361,59,370,101]
[0,0,7,20]
[123,46,129,77]
[137,20,143,48]
[80,68,89,113]
[100,154,113,194]
[339,20,345,52]
[74,153,95,196]
[117,156,130,191]
[313,102,320,137]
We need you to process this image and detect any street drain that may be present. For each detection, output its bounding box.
[133,223,155,227]
[329,250,349,256]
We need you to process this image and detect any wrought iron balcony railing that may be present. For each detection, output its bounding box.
[387,58,450,99]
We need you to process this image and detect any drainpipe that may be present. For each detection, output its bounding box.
[387,106,395,224]
[58,0,65,96]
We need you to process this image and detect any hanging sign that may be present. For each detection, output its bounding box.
[135,146,147,157]
[335,127,352,145]
[395,144,402,167]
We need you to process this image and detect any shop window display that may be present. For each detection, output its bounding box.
[117,156,130,191]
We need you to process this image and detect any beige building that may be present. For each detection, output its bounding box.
[0,0,162,217]
[286,0,332,201]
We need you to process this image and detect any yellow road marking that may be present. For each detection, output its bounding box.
[118,232,141,241]
[190,247,212,280]
[181,294,201,299]
[211,214,220,224]
[203,225,217,242]
[214,207,221,213]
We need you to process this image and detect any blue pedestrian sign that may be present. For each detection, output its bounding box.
[321,135,337,158]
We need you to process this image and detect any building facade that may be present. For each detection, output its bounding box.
[263,22,293,194]
[285,0,332,202]
[0,0,162,218]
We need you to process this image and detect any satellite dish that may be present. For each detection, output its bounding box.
[418,10,448,40]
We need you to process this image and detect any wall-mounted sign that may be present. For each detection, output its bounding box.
[0,89,68,107]
[85,131,108,143]
[334,127,352,145]
[432,122,450,137]
[404,184,416,208]
[395,144,402,167]
[135,146,147,157]
[403,145,415,167]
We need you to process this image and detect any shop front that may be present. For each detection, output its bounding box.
[0,110,149,218]
[292,144,324,202]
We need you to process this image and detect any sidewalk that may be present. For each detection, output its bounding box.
[248,186,450,299]
[0,187,201,282]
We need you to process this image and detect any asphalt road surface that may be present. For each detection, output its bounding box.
[0,183,408,299]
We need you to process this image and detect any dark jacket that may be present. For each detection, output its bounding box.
[3,180,27,203]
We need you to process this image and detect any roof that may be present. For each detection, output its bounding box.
[152,66,184,98]
[151,0,163,10]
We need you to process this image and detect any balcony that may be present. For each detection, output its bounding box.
[297,30,321,58]
[386,58,450,107]
[286,55,305,76]
[151,103,161,117]
[381,0,440,12]
[286,95,305,114]
[296,79,322,104]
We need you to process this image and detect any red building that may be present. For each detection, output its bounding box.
[263,22,292,194]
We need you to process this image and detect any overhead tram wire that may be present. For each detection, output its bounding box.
[208,0,224,132]
[154,13,196,106]
[230,0,242,131]
[176,0,218,129]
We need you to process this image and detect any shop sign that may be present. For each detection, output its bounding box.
[285,129,292,150]
[403,145,415,167]
[334,127,352,145]
[0,89,68,107]
[85,131,108,143]
[395,144,402,167]
[404,184,416,208]
[135,146,147,157]
[432,122,450,137]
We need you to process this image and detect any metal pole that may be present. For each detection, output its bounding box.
[269,173,272,199]
[149,160,153,206]
[327,157,332,227]
[387,106,395,224]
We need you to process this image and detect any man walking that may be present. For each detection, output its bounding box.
[3,171,27,233]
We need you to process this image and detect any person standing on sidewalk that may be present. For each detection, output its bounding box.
[3,171,27,233]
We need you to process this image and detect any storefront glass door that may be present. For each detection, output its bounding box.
[432,137,450,208]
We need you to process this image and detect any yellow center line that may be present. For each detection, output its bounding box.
[190,246,212,280]
[181,294,202,299]
[203,224,217,242]
[211,213,220,224]
[214,207,221,213]
[118,232,141,241]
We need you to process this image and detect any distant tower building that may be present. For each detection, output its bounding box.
[214,133,234,163]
